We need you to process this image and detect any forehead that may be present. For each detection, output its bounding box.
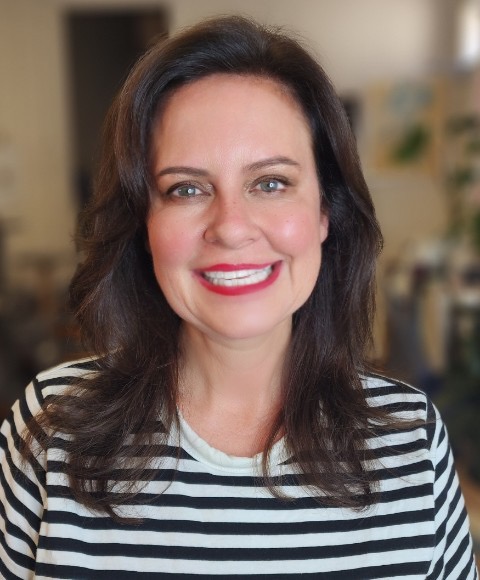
[151,74,314,164]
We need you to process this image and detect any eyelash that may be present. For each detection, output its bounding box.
[162,175,291,199]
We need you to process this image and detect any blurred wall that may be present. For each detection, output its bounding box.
[0,0,78,288]
[170,0,453,93]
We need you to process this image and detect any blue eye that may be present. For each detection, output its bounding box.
[257,179,283,193]
[174,184,200,197]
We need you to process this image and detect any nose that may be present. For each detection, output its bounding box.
[203,195,261,248]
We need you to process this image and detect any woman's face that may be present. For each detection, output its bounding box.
[147,74,328,343]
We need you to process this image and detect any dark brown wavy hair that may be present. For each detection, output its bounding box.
[26,16,387,518]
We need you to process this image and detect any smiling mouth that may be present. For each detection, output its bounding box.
[197,262,281,296]
[201,265,273,287]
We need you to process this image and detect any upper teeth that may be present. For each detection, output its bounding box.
[203,266,273,286]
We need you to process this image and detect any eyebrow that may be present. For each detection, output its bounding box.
[155,156,300,179]
[155,166,209,178]
[245,156,300,172]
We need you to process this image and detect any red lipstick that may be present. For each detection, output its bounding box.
[196,262,281,296]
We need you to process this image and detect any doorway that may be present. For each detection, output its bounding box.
[65,7,169,208]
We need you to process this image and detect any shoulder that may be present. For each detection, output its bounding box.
[362,373,433,417]
[32,356,99,401]
[1,357,97,438]
[361,372,440,450]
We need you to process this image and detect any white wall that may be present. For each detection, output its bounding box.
[170,0,453,93]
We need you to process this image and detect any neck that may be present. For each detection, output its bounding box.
[177,322,291,456]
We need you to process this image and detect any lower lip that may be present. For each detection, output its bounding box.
[196,262,281,296]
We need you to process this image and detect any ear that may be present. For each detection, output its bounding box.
[319,209,329,243]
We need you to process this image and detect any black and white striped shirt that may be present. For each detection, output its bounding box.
[0,359,478,578]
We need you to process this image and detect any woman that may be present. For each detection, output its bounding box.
[0,16,477,578]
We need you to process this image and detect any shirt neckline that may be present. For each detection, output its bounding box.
[176,411,289,474]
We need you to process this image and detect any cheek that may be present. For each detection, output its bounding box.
[147,215,196,270]
[274,210,325,256]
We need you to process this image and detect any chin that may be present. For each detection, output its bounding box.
[204,315,292,343]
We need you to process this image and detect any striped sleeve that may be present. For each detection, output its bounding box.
[426,401,478,579]
[0,380,46,580]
